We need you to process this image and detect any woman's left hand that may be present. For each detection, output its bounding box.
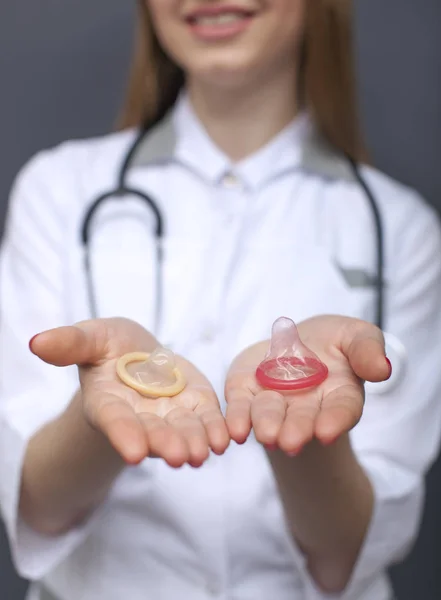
[225,316,392,454]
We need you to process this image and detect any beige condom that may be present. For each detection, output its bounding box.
[116,346,186,398]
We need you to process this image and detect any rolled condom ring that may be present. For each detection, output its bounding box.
[256,317,328,391]
[116,346,186,398]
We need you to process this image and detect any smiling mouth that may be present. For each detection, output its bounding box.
[187,11,253,26]
[184,6,256,40]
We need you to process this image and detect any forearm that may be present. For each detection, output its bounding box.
[20,390,125,536]
[267,435,373,592]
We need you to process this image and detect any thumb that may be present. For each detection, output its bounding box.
[29,320,108,367]
[342,323,391,383]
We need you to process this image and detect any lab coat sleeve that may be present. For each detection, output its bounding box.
[0,151,103,580]
[300,193,441,599]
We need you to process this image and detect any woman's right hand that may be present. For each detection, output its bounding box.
[30,318,230,468]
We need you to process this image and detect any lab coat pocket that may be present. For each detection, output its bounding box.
[258,240,376,324]
[299,243,377,322]
[228,238,376,359]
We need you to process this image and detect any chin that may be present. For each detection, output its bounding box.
[189,56,263,89]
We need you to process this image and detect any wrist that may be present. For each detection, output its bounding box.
[266,434,373,511]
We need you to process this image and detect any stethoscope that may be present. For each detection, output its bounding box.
[80,122,385,332]
[81,125,165,326]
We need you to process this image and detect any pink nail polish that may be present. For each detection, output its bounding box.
[286,445,304,457]
[385,357,392,377]
[322,436,338,446]
[264,443,278,451]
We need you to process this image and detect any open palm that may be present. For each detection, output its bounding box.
[225,316,391,455]
[31,318,229,467]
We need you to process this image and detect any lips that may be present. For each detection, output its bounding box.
[185,4,256,25]
[184,4,256,40]
[188,13,250,25]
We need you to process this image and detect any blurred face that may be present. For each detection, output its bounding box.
[146,0,305,89]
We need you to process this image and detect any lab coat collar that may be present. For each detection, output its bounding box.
[173,94,312,190]
[173,94,232,185]
[131,92,355,186]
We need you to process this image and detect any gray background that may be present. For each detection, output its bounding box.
[1,0,440,598]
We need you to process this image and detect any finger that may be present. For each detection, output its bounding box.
[165,407,210,467]
[195,403,230,455]
[225,372,258,443]
[341,322,391,383]
[137,412,190,468]
[251,391,286,446]
[93,396,148,465]
[176,385,230,455]
[277,394,320,455]
[315,384,364,445]
[30,321,108,367]
[225,389,252,444]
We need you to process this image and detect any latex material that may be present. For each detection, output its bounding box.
[256,317,328,391]
[116,347,186,398]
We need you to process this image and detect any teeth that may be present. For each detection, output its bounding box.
[194,13,246,25]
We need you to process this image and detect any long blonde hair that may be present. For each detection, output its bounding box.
[118,0,367,162]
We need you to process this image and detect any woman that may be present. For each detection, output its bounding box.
[1,1,441,599]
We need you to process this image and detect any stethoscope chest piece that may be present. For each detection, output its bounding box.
[116,347,186,398]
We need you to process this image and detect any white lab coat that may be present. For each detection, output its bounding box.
[1,95,441,600]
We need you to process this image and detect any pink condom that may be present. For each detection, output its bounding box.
[256,317,328,391]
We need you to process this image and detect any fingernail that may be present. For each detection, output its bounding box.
[29,334,40,350]
[321,436,338,446]
[286,448,301,457]
[264,443,278,451]
[286,444,305,457]
[385,357,392,377]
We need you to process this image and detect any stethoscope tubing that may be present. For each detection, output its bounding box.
[81,128,385,332]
